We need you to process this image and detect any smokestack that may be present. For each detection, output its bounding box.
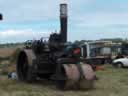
[0,14,3,20]
[60,3,68,43]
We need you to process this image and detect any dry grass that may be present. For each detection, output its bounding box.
[0,65,127,96]
[0,48,17,57]
[0,45,23,58]
[0,47,21,73]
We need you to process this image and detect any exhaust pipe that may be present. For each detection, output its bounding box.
[60,3,68,43]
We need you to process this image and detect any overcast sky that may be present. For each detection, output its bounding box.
[0,0,128,43]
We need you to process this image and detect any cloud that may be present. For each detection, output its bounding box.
[0,0,94,22]
[70,12,128,29]
[0,0,59,22]
[0,0,128,42]
[68,30,128,42]
[0,29,51,43]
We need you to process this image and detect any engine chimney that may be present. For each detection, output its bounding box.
[60,3,68,43]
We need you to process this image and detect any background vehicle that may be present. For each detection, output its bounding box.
[113,58,128,68]
[113,42,128,68]
[80,41,112,65]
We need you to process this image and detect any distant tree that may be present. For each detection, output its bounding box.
[100,38,124,43]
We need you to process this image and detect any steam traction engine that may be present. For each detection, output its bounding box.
[16,3,95,89]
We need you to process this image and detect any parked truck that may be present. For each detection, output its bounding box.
[80,41,112,65]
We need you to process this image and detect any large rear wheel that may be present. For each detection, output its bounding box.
[17,51,36,82]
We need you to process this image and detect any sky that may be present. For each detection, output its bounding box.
[0,0,128,43]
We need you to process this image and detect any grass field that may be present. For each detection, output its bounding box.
[0,65,127,96]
